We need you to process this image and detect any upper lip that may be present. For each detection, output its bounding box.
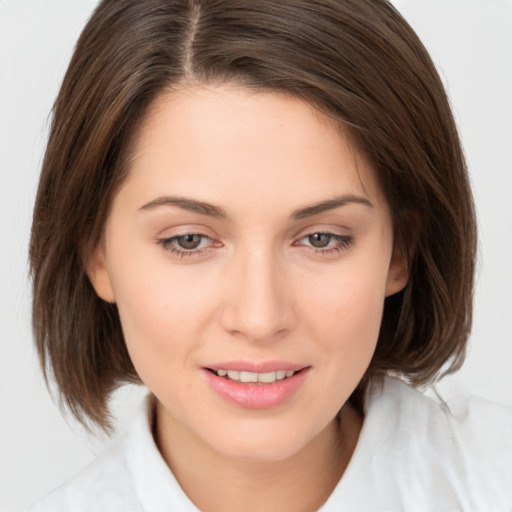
[204,361,309,373]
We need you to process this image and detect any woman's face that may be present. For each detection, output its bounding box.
[88,85,407,461]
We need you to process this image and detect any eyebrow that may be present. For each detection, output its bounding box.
[291,194,373,219]
[138,194,373,220]
[139,196,229,219]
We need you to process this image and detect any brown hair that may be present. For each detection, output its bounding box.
[30,0,476,430]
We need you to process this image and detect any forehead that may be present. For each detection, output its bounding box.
[121,84,386,216]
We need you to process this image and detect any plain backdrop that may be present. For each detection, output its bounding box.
[1,1,511,510]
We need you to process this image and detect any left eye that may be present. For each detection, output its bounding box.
[305,233,334,248]
[298,232,353,251]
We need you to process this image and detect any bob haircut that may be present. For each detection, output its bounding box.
[30,0,476,430]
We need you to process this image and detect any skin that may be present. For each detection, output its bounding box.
[88,84,408,512]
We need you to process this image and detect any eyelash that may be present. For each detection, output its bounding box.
[297,232,354,255]
[158,234,214,259]
[157,232,354,259]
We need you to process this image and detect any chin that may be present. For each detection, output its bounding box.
[216,440,306,463]
[202,419,327,463]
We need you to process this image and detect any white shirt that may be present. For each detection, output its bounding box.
[30,377,512,511]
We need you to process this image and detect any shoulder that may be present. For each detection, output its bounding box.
[379,377,512,468]
[378,378,512,505]
[29,395,198,512]
[378,379,512,492]
[29,405,146,512]
[374,375,512,440]
[29,439,139,512]
[324,377,512,511]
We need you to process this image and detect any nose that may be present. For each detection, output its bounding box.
[220,245,296,343]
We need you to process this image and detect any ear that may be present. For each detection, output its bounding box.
[385,243,409,297]
[85,243,116,303]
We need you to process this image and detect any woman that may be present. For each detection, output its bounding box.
[29,0,511,510]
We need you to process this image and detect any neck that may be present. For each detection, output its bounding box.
[154,403,362,512]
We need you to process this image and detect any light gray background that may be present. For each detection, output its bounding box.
[1,1,511,510]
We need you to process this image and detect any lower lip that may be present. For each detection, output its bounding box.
[203,368,310,409]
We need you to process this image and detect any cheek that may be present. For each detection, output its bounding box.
[302,257,389,358]
[107,253,214,380]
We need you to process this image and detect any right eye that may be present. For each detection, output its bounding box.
[158,233,214,258]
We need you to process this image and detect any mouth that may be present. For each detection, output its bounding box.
[206,368,301,384]
[203,365,310,408]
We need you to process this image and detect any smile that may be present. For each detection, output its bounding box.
[214,369,297,383]
[204,366,310,408]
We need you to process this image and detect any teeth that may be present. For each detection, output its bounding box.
[215,369,297,383]
[239,371,258,383]
[226,370,239,380]
[258,371,277,383]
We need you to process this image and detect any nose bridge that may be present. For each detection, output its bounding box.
[221,241,294,342]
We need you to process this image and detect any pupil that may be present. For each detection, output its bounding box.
[309,233,331,248]
[178,234,202,249]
